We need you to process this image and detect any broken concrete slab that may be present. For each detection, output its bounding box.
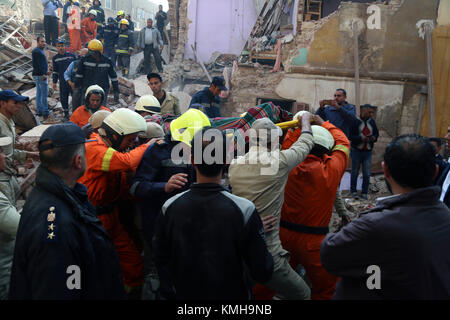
[21,87,36,100]
[20,124,52,137]
[171,91,192,114]
[12,104,37,132]
[133,75,150,97]
[183,84,206,96]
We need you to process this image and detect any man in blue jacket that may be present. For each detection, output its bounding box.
[189,76,227,118]
[349,104,379,200]
[32,36,50,120]
[321,134,450,299]
[315,89,356,138]
[52,39,76,120]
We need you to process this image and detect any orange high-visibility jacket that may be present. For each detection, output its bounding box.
[70,105,110,128]
[281,121,350,227]
[81,17,98,45]
[79,133,148,207]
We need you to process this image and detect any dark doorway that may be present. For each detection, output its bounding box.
[257,97,297,113]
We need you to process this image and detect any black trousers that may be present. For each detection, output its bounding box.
[157,26,167,44]
[44,15,59,46]
[59,80,72,113]
[143,44,163,74]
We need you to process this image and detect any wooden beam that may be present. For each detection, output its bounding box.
[287,66,427,83]
[190,44,212,83]
[353,21,361,115]
[425,23,436,137]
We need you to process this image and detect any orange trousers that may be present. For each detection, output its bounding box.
[280,228,338,300]
[69,29,82,52]
[98,208,144,288]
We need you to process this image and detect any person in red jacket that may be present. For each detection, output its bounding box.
[81,10,98,47]
[70,85,110,128]
[280,114,350,300]
[79,108,153,295]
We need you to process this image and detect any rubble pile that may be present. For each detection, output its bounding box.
[0,16,35,92]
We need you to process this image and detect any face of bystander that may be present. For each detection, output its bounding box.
[334,90,346,105]
[147,19,153,28]
[0,99,25,119]
[37,37,46,49]
[148,77,162,96]
[361,107,375,121]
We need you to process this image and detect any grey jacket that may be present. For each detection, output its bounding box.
[137,27,163,49]
[321,186,450,299]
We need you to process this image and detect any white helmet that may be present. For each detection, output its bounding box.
[89,10,98,16]
[103,108,146,136]
[88,110,111,130]
[311,125,335,150]
[139,121,165,139]
[135,95,161,114]
[85,85,105,99]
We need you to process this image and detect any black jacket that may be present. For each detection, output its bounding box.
[321,186,450,299]
[130,134,195,246]
[189,87,222,118]
[153,183,274,300]
[74,53,119,95]
[32,47,48,76]
[350,117,379,151]
[52,52,76,84]
[9,166,126,299]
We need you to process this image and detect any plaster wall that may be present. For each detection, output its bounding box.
[184,0,258,62]
[275,73,404,113]
[438,0,450,25]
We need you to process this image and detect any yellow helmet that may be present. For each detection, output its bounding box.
[87,39,103,53]
[88,110,111,130]
[135,95,161,114]
[311,125,335,150]
[117,10,125,17]
[103,108,147,136]
[170,109,211,146]
[119,19,129,26]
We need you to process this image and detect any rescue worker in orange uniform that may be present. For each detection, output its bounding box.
[81,10,98,47]
[79,108,153,295]
[280,113,350,300]
[70,85,110,128]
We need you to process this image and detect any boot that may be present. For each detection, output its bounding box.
[124,68,129,79]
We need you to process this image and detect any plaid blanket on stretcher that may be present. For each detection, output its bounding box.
[146,102,293,140]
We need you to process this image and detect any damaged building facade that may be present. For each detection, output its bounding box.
[166,0,450,170]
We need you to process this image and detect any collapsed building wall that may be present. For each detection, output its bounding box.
[224,0,445,170]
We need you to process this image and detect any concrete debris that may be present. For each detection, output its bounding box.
[182,84,205,97]
[171,91,192,114]
[133,75,150,97]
